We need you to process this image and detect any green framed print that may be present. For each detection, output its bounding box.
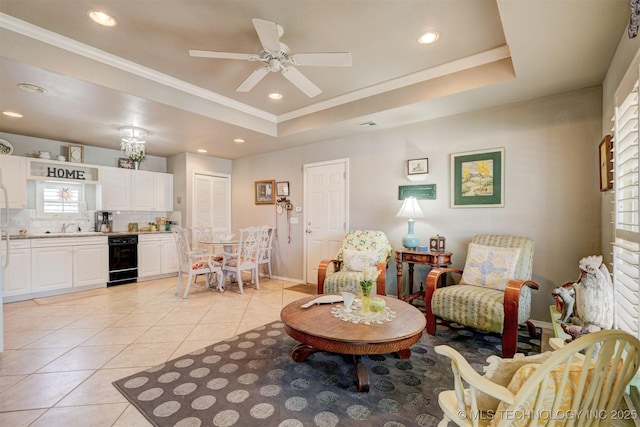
[450,148,504,208]
[398,184,436,200]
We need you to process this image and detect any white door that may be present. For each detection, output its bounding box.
[193,172,231,234]
[304,159,348,284]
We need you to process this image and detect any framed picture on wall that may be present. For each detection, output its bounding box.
[407,158,428,175]
[118,158,134,169]
[450,148,504,208]
[599,135,613,192]
[276,181,290,197]
[68,144,84,163]
[255,180,275,204]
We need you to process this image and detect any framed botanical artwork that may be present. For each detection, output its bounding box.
[255,179,275,204]
[407,158,428,175]
[599,135,613,192]
[276,181,290,197]
[68,144,84,163]
[450,148,504,208]
[118,158,134,169]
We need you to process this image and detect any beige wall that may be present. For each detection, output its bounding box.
[232,86,603,323]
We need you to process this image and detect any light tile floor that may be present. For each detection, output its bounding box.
[0,276,313,426]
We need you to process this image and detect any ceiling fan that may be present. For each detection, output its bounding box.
[189,18,352,97]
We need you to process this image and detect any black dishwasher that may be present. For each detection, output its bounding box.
[108,234,138,286]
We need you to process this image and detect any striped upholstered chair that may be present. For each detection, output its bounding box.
[317,230,392,296]
[425,234,539,358]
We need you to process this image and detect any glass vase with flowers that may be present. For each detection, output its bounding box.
[359,265,380,316]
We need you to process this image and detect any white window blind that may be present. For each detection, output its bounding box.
[613,54,640,339]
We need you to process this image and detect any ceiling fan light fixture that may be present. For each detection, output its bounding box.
[88,10,118,27]
[418,31,440,44]
[268,93,283,100]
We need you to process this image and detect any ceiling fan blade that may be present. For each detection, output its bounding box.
[236,67,270,92]
[281,66,322,97]
[252,18,281,52]
[291,52,353,67]
[189,50,256,61]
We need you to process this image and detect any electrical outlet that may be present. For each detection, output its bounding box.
[10,217,22,226]
[295,207,302,213]
[290,217,299,224]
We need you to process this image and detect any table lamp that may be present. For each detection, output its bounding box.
[395,196,424,249]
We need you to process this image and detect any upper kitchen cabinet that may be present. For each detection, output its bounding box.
[100,166,132,211]
[0,156,27,208]
[99,166,173,212]
[154,172,173,212]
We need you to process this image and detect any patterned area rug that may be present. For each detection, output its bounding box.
[113,320,540,427]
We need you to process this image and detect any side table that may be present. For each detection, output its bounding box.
[395,249,452,303]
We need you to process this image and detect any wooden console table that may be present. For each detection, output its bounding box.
[395,249,452,303]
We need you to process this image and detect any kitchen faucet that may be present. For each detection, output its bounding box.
[61,223,77,233]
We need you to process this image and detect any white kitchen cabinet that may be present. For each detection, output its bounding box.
[132,170,155,211]
[73,242,108,287]
[154,172,173,212]
[31,236,108,295]
[2,239,31,298]
[31,243,73,293]
[100,166,131,211]
[138,233,178,279]
[0,156,27,208]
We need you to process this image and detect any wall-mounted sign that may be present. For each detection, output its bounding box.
[46,167,86,180]
[398,184,436,200]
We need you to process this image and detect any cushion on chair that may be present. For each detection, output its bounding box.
[322,271,369,295]
[336,230,392,264]
[460,243,521,290]
[472,235,534,281]
[464,352,553,411]
[432,285,532,333]
[489,361,599,427]
[342,249,378,271]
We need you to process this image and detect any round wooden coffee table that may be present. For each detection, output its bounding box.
[280,294,426,392]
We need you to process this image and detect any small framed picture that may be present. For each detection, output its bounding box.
[255,180,275,204]
[68,144,84,163]
[118,158,134,169]
[407,158,428,175]
[599,135,613,191]
[276,181,290,197]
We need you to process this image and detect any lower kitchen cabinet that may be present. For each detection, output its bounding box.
[2,240,32,297]
[29,236,108,298]
[138,233,178,279]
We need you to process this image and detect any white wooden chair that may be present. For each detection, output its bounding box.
[256,225,275,279]
[221,226,261,294]
[435,329,640,427]
[172,226,222,298]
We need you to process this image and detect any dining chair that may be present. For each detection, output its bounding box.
[189,225,213,252]
[172,226,222,298]
[221,226,261,294]
[257,225,275,279]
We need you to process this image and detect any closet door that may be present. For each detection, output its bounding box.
[192,173,231,234]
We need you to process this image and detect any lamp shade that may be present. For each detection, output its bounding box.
[396,197,424,249]
[395,197,424,219]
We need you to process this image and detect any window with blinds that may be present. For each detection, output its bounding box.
[36,182,84,217]
[613,54,640,339]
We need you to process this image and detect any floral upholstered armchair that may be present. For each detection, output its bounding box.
[317,230,392,296]
[425,234,539,358]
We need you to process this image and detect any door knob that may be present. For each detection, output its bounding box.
[306,229,312,234]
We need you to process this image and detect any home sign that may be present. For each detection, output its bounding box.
[46,166,87,180]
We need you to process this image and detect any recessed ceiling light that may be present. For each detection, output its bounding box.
[268,93,283,100]
[418,31,440,44]
[3,111,23,118]
[17,83,47,94]
[197,149,207,153]
[233,138,245,144]
[88,10,118,27]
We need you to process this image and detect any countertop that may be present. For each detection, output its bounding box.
[9,230,173,239]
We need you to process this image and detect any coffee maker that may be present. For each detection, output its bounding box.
[95,211,113,232]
